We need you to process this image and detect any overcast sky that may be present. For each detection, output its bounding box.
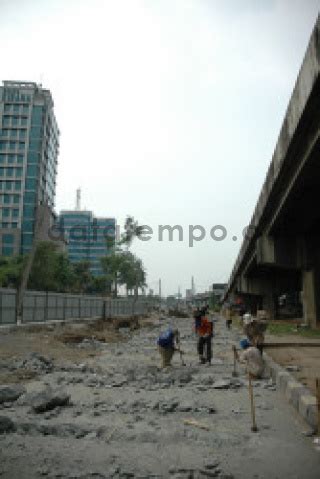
[1,0,319,296]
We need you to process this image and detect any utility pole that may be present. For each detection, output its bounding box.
[75,188,81,211]
[159,278,162,310]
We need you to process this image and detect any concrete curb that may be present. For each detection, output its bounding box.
[263,351,318,430]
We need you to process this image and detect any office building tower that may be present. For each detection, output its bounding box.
[0,81,59,256]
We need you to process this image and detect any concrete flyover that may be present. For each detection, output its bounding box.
[224,16,320,328]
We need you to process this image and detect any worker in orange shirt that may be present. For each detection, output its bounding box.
[194,306,214,365]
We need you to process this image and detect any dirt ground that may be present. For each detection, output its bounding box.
[0,317,149,385]
[264,333,320,396]
[1,314,320,479]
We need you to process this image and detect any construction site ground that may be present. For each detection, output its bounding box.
[265,341,320,397]
[0,314,320,479]
[231,318,320,397]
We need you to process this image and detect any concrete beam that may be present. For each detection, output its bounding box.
[256,235,302,270]
[225,16,320,299]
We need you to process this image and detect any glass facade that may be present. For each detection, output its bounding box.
[0,81,60,255]
[58,211,116,276]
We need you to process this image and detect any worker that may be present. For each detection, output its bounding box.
[226,309,232,330]
[243,310,253,325]
[157,327,180,368]
[244,318,266,356]
[195,310,214,365]
[233,341,264,379]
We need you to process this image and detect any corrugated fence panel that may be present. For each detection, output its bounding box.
[0,288,16,324]
[0,288,151,324]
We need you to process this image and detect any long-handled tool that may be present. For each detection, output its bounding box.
[316,378,320,436]
[177,348,186,366]
[232,346,238,377]
[248,373,258,432]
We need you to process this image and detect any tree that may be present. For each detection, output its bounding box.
[0,255,25,288]
[28,242,61,291]
[87,275,110,295]
[119,252,146,296]
[100,251,125,298]
[72,260,93,293]
[119,216,145,247]
[54,253,75,293]
[101,216,147,298]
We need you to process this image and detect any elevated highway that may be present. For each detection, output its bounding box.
[224,16,320,327]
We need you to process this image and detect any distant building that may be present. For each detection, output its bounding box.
[58,210,116,276]
[0,81,60,256]
[212,283,227,303]
[186,288,192,299]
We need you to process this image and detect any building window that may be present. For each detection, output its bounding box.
[12,209,19,218]
[22,234,33,246]
[3,208,10,217]
[2,246,13,256]
[30,126,42,138]
[28,139,41,150]
[27,152,40,164]
[25,178,37,189]
[26,165,37,176]
[23,205,35,218]
[3,194,10,204]
[14,181,21,191]
[22,220,34,233]
[2,233,14,244]
[32,106,44,124]
[24,191,36,204]
[13,195,20,204]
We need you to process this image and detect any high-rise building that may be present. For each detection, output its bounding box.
[0,81,60,256]
[58,209,116,276]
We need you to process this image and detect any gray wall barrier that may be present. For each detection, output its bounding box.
[0,288,153,325]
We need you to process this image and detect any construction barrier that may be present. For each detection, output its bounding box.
[0,288,153,325]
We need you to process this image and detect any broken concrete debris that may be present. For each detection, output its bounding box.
[29,388,71,413]
[0,384,26,404]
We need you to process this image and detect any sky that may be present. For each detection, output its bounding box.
[0,0,319,296]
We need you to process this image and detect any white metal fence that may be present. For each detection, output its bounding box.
[0,288,153,325]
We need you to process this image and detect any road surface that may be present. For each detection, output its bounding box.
[0,315,319,478]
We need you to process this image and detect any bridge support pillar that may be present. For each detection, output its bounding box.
[302,270,320,328]
[262,293,276,321]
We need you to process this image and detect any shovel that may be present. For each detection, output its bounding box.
[232,346,238,377]
[248,373,258,432]
[178,349,186,366]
